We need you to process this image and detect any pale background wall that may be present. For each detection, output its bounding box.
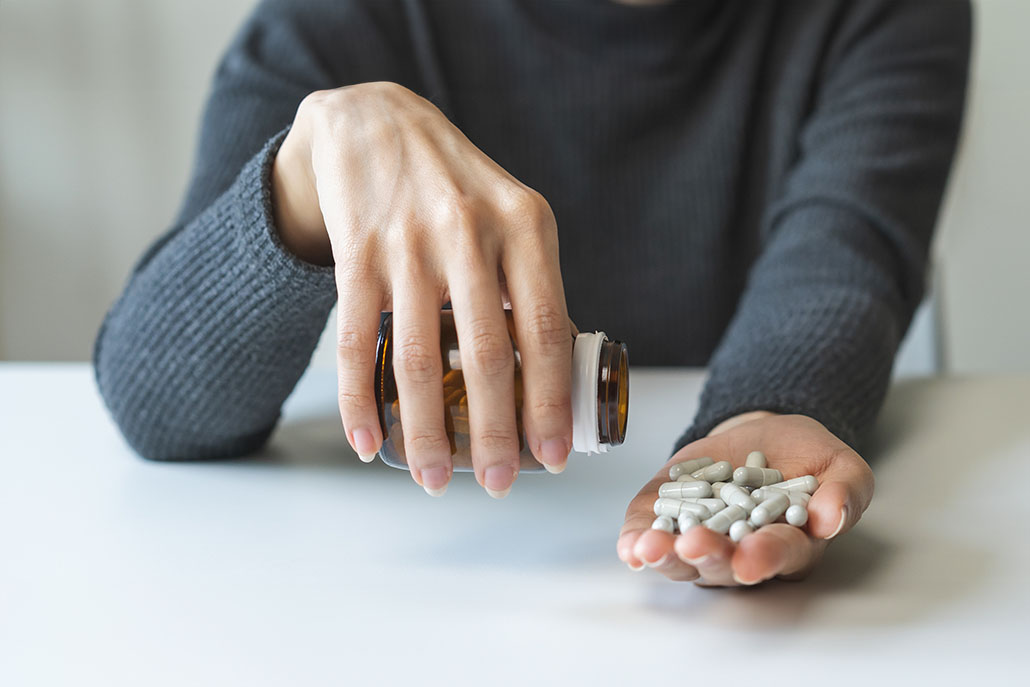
[0,0,1026,373]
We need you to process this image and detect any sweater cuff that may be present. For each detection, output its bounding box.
[231,127,337,299]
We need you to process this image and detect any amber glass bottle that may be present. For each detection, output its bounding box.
[374,310,628,472]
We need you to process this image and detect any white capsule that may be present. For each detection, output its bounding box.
[678,514,701,533]
[767,475,819,494]
[750,491,789,527]
[719,482,757,513]
[785,504,809,527]
[651,515,675,533]
[732,466,784,488]
[668,496,724,515]
[788,491,811,507]
[654,498,709,519]
[669,457,714,480]
[702,505,747,534]
[691,460,733,483]
[711,482,728,498]
[658,481,713,499]
[745,450,767,468]
[728,519,754,542]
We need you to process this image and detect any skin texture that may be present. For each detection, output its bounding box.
[617,413,874,586]
[272,82,574,498]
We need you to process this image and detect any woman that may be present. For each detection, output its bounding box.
[95,0,970,585]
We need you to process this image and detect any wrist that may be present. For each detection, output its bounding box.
[708,410,778,436]
[271,128,332,266]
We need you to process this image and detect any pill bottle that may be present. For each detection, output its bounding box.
[374,310,628,472]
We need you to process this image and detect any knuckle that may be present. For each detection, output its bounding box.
[336,327,374,363]
[500,186,554,232]
[523,304,570,351]
[337,389,376,415]
[405,430,451,457]
[528,396,570,418]
[394,337,440,381]
[474,428,520,455]
[463,323,513,376]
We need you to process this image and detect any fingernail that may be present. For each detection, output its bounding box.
[539,438,569,474]
[484,465,514,499]
[645,554,669,569]
[628,562,645,572]
[352,428,378,462]
[684,555,710,567]
[421,466,450,497]
[825,505,849,540]
[737,572,762,589]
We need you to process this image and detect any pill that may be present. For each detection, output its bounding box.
[732,466,784,488]
[654,498,710,519]
[652,515,675,533]
[691,460,733,483]
[767,475,819,494]
[788,491,810,507]
[785,504,809,527]
[711,482,728,498]
[678,514,701,533]
[750,491,789,526]
[658,481,713,499]
[745,450,767,468]
[719,482,757,513]
[669,457,714,480]
[729,519,754,542]
[702,505,747,534]
[674,497,728,516]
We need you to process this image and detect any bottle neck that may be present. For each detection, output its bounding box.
[571,332,629,454]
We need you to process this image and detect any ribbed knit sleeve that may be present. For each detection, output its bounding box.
[94,132,337,459]
[93,0,412,460]
[676,1,971,449]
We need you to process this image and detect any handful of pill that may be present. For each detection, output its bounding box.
[651,452,818,542]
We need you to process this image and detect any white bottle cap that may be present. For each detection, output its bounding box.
[571,331,607,455]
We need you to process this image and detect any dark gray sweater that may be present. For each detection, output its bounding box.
[94,0,970,461]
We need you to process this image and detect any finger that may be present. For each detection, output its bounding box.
[808,452,875,540]
[391,274,452,496]
[651,548,701,582]
[633,529,702,582]
[673,525,737,586]
[448,255,520,498]
[500,191,573,473]
[334,264,386,463]
[732,523,824,585]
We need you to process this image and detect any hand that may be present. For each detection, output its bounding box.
[271,82,573,496]
[616,413,874,585]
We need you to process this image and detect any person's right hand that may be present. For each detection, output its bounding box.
[271,82,573,497]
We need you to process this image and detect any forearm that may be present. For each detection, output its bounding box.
[94,133,336,460]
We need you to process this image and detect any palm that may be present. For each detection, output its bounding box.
[616,414,874,586]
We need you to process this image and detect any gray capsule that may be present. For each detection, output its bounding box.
[678,514,701,533]
[654,498,709,520]
[767,475,819,494]
[702,505,747,534]
[719,482,757,513]
[785,504,809,527]
[732,466,784,488]
[691,460,733,483]
[669,457,714,480]
[750,491,789,527]
[658,481,713,499]
[651,515,675,533]
[728,519,754,542]
[745,450,767,468]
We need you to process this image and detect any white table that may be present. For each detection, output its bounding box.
[1,364,1027,686]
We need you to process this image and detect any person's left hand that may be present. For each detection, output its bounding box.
[616,412,874,586]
